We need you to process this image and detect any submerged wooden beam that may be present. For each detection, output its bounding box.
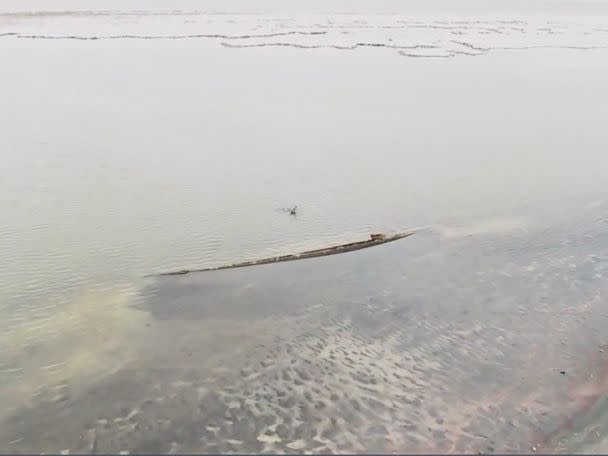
[154,231,416,277]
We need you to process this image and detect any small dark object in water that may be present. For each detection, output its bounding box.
[278,205,297,215]
[560,370,566,375]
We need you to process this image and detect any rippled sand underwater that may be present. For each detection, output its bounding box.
[2,6,608,454]
[1,202,608,453]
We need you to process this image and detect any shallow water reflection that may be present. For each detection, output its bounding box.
[2,204,608,453]
[2,8,608,454]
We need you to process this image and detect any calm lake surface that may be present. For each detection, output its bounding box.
[1,4,608,453]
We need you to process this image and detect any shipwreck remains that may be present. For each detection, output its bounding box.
[154,231,415,277]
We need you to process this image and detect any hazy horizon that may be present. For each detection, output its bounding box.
[2,0,608,15]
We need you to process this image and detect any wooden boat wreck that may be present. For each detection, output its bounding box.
[155,230,415,277]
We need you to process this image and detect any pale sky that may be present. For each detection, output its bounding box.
[1,0,608,14]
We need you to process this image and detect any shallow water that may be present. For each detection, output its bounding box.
[1,6,608,454]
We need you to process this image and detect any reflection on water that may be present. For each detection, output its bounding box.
[1,8,608,454]
[2,206,608,453]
